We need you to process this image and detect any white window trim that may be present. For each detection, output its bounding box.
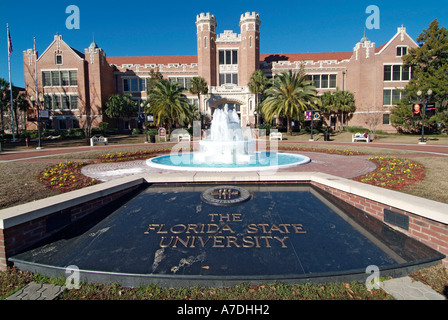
[396,45,408,57]
[383,87,405,107]
[45,93,79,111]
[383,63,412,82]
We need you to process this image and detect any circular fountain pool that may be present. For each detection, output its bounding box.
[146,152,311,172]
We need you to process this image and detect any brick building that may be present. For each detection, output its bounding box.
[23,12,418,133]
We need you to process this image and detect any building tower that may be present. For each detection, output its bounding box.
[196,13,217,86]
[239,12,261,86]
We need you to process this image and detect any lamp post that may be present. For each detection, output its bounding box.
[141,102,149,144]
[417,89,432,144]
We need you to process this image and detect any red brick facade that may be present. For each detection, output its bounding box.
[312,181,448,268]
[23,13,418,133]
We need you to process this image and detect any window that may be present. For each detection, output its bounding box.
[219,50,238,65]
[383,114,390,125]
[392,65,401,81]
[51,71,60,86]
[53,95,61,109]
[123,77,148,92]
[43,72,51,87]
[62,95,70,109]
[130,78,139,92]
[61,71,70,86]
[397,46,408,57]
[307,74,337,89]
[329,74,337,88]
[169,77,193,89]
[219,73,238,86]
[70,95,78,110]
[44,94,78,110]
[123,79,130,92]
[384,65,412,81]
[69,71,78,86]
[55,55,63,65]
[43,70,77,87]
[58,119,66,130]
[321,75,329,88]
[139,78,146,92]
[44,95,52,110]
[383,89,404,106]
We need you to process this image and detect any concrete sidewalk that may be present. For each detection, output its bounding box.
[380,276,446,300]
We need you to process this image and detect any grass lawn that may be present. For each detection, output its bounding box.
[0,132,447,300]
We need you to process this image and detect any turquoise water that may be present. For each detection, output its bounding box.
[147,152,310,171]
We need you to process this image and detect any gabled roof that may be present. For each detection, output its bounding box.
[375,27,419,55]
[36,35,84,62]
[107,55,198,66]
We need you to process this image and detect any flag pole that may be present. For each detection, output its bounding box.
[7,23,15,142]
[34,36,42,149]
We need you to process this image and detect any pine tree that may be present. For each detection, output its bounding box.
[392,19,448,133]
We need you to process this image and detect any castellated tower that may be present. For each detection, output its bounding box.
[196,13,217,86]
[239,12,261,86]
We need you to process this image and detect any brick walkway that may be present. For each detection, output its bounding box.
[6,282,65,300]
[80,152,377,182]
[1,140,448,164]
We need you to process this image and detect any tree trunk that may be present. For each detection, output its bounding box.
[287,116,292,136]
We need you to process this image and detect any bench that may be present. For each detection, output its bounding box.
[352,133,370,143]
[178,134,191,142]
[46,135,61,140]
[269,132,283,141]
[90,136,109,146]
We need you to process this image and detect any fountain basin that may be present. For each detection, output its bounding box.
[147,152,311,172]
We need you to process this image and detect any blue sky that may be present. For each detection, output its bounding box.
[1,0,447,87]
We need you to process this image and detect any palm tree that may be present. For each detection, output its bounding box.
[146,79,191,135]
[321,89,356,131]
[189,77,208,125]
[248,70,269,126]
[104,93,138,131]
[321,91,338,129]
[0,78,9,132]
[336,90,356,130]
[261,70,320,135]
[13,91,30,133]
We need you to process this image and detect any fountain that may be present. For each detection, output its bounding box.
[146,104,310,171]
[193,104,255,165]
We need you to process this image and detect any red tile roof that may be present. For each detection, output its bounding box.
[260,52,353,63]
[107,55,198,66]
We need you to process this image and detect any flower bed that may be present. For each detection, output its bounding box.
[98,148,174,163]
[39,161,99,192]
[352,156,425,191]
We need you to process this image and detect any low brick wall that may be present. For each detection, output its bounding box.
[0,177,145,271]
[311,181,448,268]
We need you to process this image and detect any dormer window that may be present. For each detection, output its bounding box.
[396,46,408,57]
[55,54,63,65]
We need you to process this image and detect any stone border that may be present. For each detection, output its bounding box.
[1,171,447,271]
